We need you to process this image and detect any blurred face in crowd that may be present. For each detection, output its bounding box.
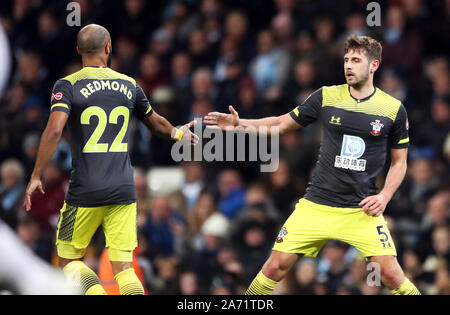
[409,158,432,184]
[38,12,56,38]
[432,226,450,255]
[150,196,171,222]
[217,247,237,266]
[294,59,315,87]
[13,0,34,21]
[194,193,215,221]
[182,161,203,183]
[432,71,450,96]
[218,170,242,197]
[257,30,275,54]
[125,0,144,17]
[225,12,247,41]
[295,259,317,285]
[432,98,450,124]
[322,243,346,266]
[220,37,238,58]
[275,0,297,11]
[16,219,40,246]
[1,161,23,189]
[192,98,213,117]
[18,52,41,83]
[179,271,198,295]
[272,11,294,41]
[239,83,256,108]
[380,71,402,95]
[116,36,137,61]
[344,49,378,89]
[386,6,405,29]
[345,13,365,32]
[402,250,421,274]
[156,256,178,281]
[244,226,265,248]
[189,30,208,55]
[8,84,27,111]
[245,184,267,205]
[192,69,213,97]
[140,54,160,80]
[270,160,290,188]
[172,53,191,79]
[427,193,449,224]
[314,17,334,44]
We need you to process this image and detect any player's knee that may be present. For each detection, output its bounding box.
[381,266,404,288]
[263,258,289,280]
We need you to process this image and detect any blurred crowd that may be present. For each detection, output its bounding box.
[0,0,449,295]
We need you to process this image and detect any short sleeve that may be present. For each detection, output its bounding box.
[133,84,153,120]
[289,88,323,127]
[50,80,72,115]
[389,104,410,149]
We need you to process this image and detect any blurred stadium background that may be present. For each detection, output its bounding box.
[0,0,449,295]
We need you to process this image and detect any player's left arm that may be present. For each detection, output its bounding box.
[360,104,410,217]
[359,148,408,217]
[25,111,68,211]
[134,84,198,144]
[142,111,199,145]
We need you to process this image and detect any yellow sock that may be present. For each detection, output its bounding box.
[114,268,144,295]
[391,278,421,295]
[246,271,278,295]
[63,261,106,295]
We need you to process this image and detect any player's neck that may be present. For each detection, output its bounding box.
[82,56,108,68]
[348,81,375,101]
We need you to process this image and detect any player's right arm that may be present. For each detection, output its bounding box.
[25,80,72,211]
[204,88,323,135]
[25,111,68,210]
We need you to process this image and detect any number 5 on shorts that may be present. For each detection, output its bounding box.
[376,225,389,242]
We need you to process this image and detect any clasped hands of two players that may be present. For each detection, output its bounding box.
[205,105,389,218]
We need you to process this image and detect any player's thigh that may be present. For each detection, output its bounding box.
[334,210,397,258]
[272,198,330,258]
[102,203,137,262]
[56,203,105,259]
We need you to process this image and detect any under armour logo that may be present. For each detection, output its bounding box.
[330,116,341,125]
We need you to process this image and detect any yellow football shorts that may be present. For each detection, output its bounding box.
[273,198,397,258]
[56,202,137,262]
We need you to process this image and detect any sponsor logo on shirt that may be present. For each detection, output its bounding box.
[335,135,367,171]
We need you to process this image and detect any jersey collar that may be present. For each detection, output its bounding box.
[347,84,377,103]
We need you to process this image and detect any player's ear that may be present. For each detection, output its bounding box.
[105,41,111,55]
[370,59,380,74]
[76,46,81,55]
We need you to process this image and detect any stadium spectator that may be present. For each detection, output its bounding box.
[0,159,25,229]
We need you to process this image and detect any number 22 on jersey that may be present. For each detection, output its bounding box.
[80,106,129,153]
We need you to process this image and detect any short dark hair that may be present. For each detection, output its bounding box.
[344,34,382,63]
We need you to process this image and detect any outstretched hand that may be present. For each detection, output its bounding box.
[179,120,199,145]
[204,105,240,130]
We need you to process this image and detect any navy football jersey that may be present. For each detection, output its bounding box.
[290,84,409,207]
[50,66,153,206]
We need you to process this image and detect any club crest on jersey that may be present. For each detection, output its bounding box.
[276,227,288,243]
[370,120,384,136]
